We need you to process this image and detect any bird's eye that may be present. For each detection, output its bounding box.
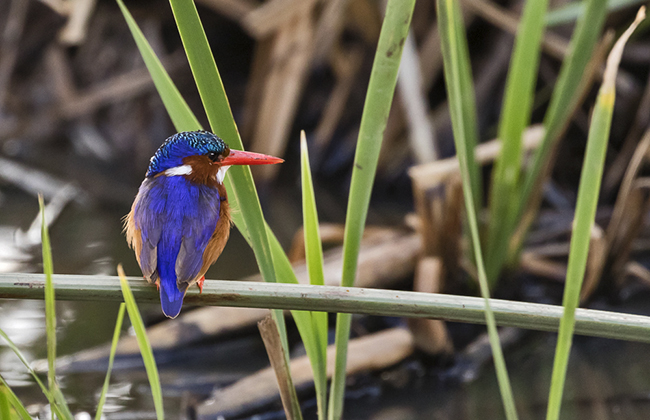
[222,147,230,158]
[207,151,219,162]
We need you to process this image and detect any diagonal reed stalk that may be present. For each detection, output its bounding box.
[0,376,32,420]
[40,198,74,420]
[486,0,549,287]
[328,1,415,418]
[545,8,646,420]
[0,383,10,420]
[40,195,59,420]
[257,316,303,420]
[40,196,54,407]
[95,303,126,420]
[118,265,164,420]
[436,0,517,418]
[511,0,608,261]
[520,0,608,203]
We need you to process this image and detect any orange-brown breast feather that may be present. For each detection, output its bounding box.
[198,187,231,280]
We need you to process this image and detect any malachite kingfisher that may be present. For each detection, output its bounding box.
[125,130,283,319]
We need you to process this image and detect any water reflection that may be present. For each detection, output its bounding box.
[96,382,132,414]
[0,300,45,387]
[0,300,45,347]
[0,226,31,273]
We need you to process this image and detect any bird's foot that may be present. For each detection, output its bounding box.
[155,279,160,291]
[198,276,205,294]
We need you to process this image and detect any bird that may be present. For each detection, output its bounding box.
[125,130,283,318]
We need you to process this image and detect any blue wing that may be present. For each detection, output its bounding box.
[132,175,221,318]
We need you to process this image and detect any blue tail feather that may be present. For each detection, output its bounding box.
[159,281,185,319]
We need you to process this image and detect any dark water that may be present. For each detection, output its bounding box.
[3,187,650,419]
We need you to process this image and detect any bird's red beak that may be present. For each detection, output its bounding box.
[220,149,284,166]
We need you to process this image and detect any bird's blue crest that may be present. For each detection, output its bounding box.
[146,131,229,177]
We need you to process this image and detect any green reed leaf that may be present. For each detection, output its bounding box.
[0,383,12,420]
[486,0,549,287]
[95,303,126,420]
[545,9,646,420]
[0,376,31,420]
[329,1,416,419]
[39,197,56,409]
[516,0,608,252]
[38,197,74,420]
[437,0,518,418]
[118,265,164,420]
[0,327,70,420]
[300,131,328,419]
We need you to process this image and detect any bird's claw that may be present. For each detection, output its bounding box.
[198,276,205,294]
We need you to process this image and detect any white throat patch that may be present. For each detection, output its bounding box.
[216,165,230,184]
[164,165,192,176]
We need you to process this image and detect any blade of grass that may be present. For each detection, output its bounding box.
[486,0,549,287]
[328,1,415,419]
[51,385,72,420]
[39,197,74,420]
[0,376,31,420]
[300,131,328,419]
[0,383,12,420]
[166,0,236,141]
[117,265,164,420]
[515,0,608,250]
[526,0,608,194]
[446,0,482,262]
[39,196,56,420]
[0,327,69,419]
[95,303,126,420]
[453,7,482,208]
[0,328,49,401]
[300,132,326,289]
[116,0,253,246]
[437,0,518,418]
[545,8,646,420]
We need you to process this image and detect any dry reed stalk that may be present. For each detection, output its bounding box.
[407,257,453,354]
